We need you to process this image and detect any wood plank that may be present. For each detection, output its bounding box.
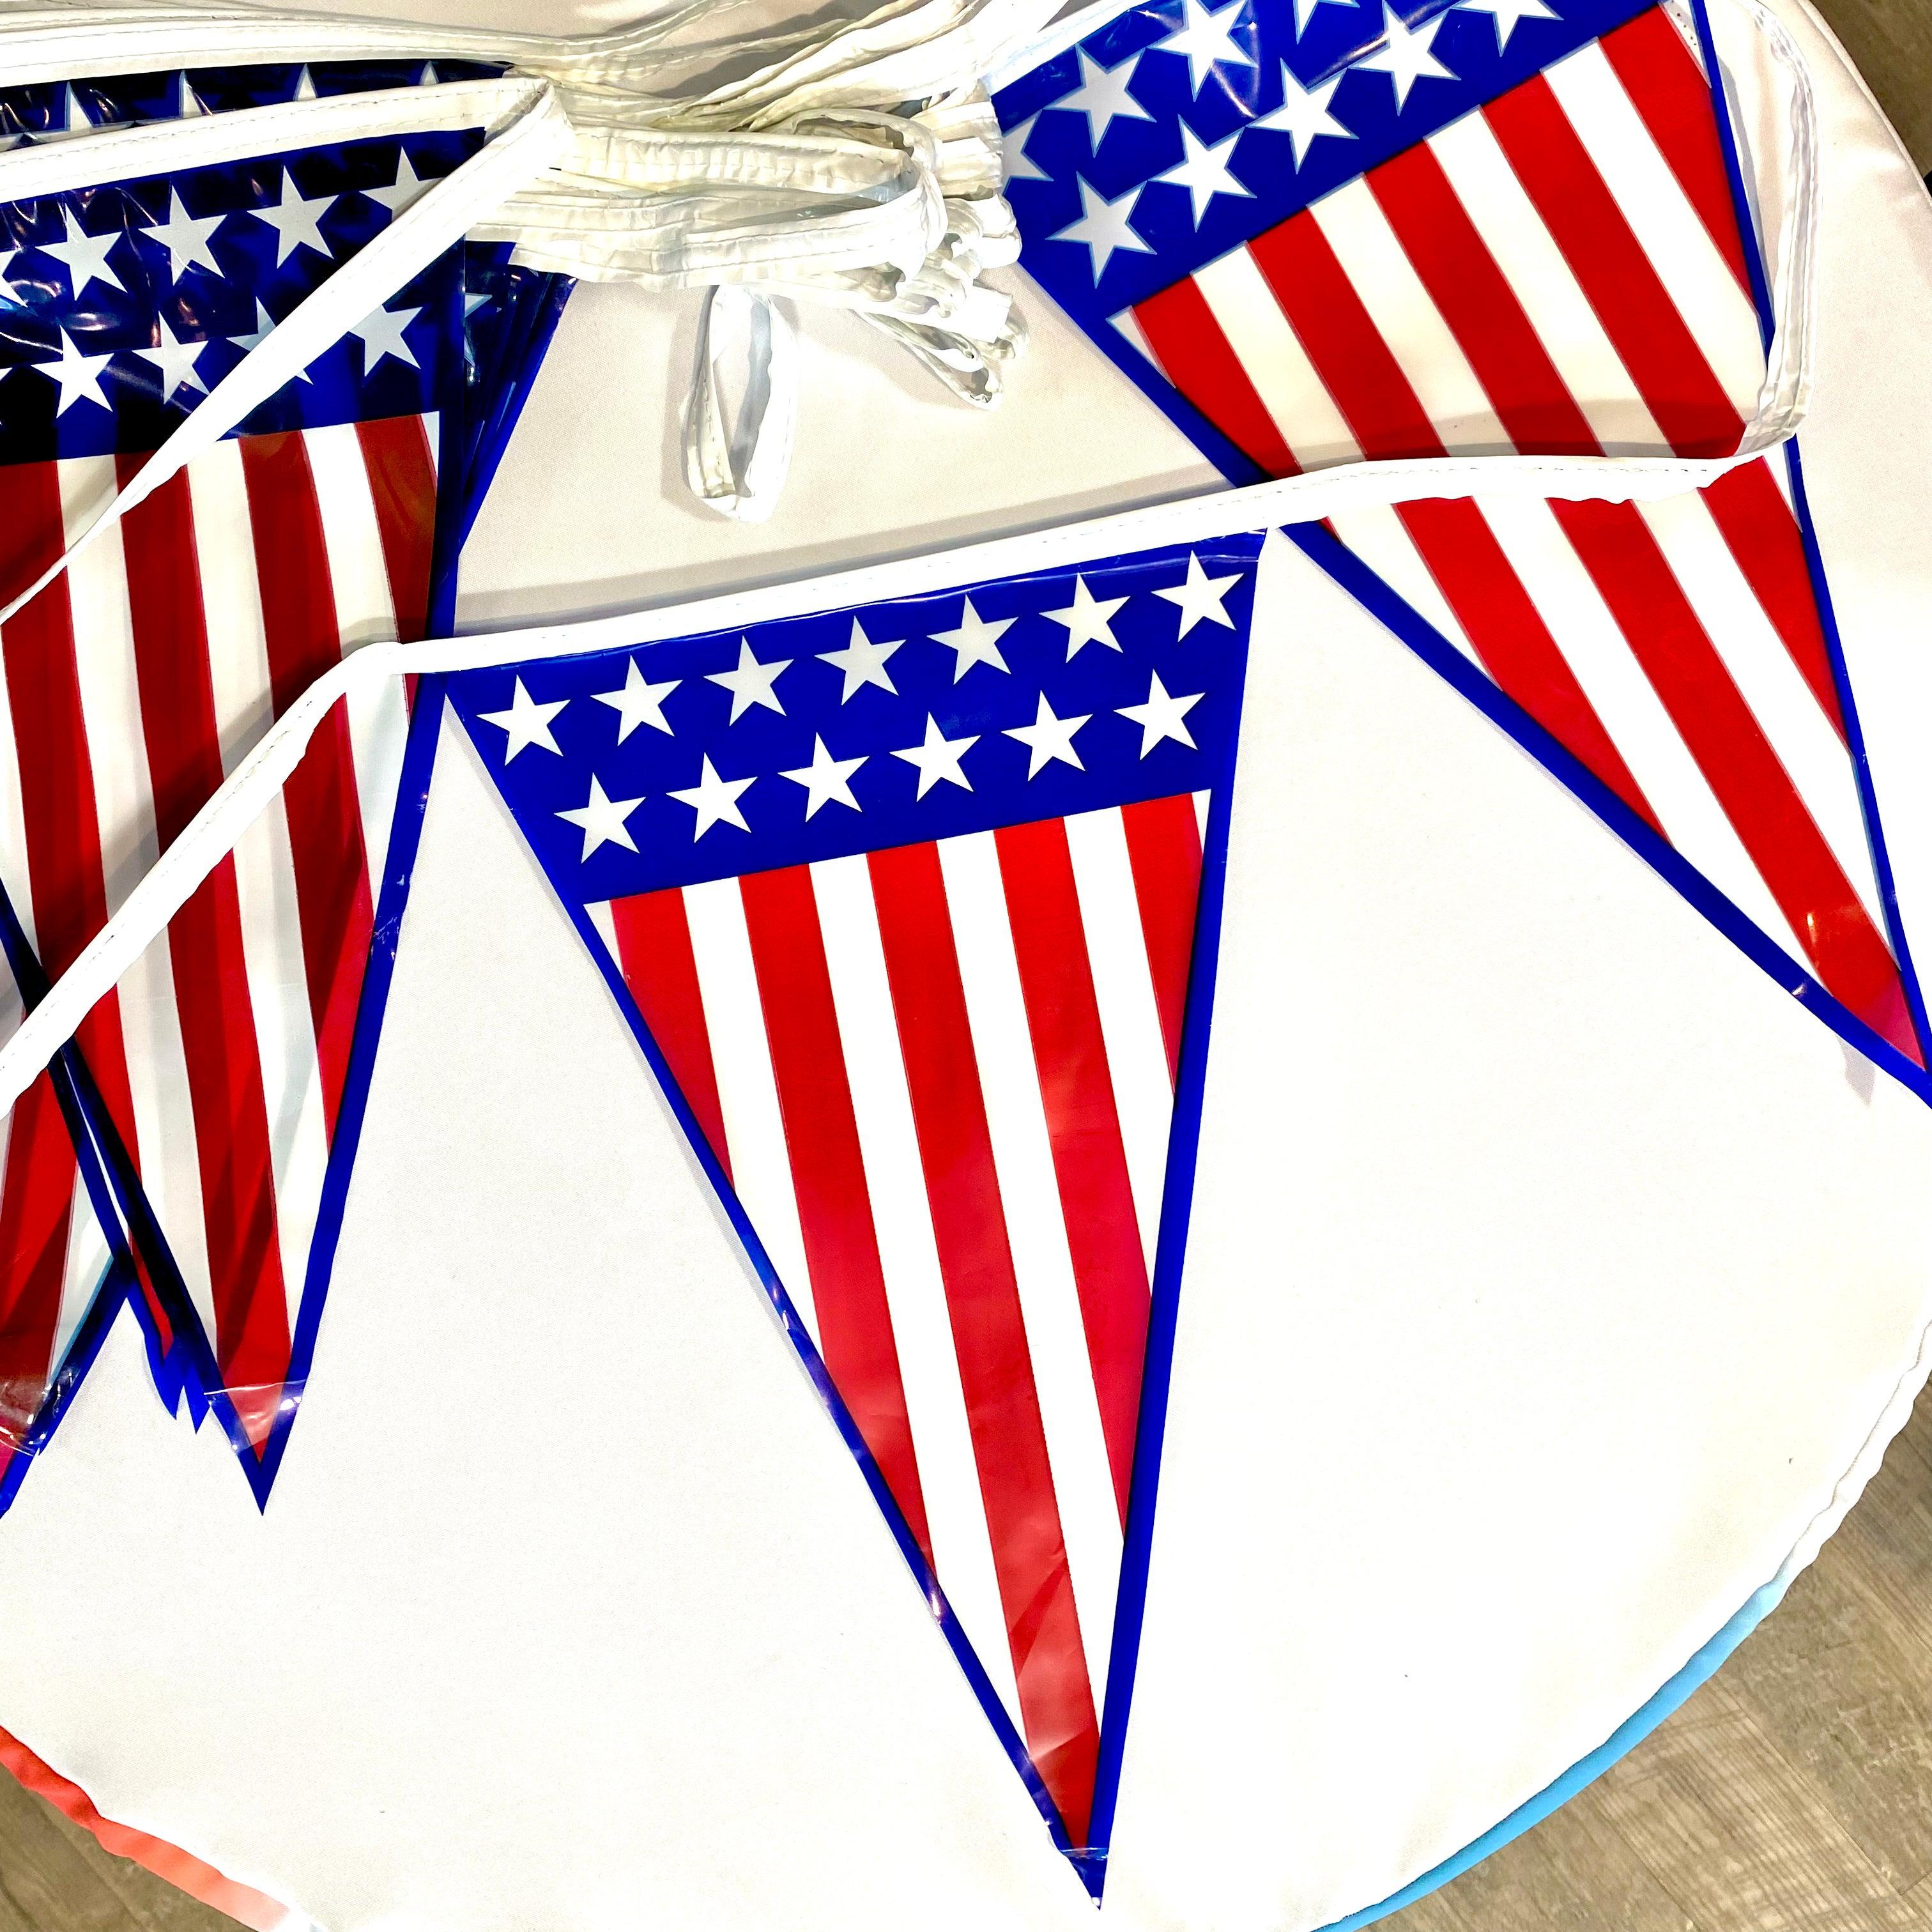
[1809,0,1932,172]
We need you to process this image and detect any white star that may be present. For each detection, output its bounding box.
[40,207,123,299]
[227,298,312,381]
[363,151,430,217]
[134,316,208,402]
[1002,114,1051,183]
[1117,670,1204,756]
[419,61,442,85]
[250,170,335,264]
[1045,576,1130,657]
[1248,63,1354,166]
[63,84,96,132]
[291,65,318,101]
[1291,0,1357,29]
[1158,0,1255,94]
[893,714,979,798]
[0,249,22,307]
[1155,553,1242,635]
[1053,45,1156,148]
[556,774,645,860]
[781,735,867,818]
[1455,0,1557,46]
[1157,123,1254,224]
[351,301,420,372]
[1005,691,1092,778]
[478,677,567,761]
[141,188,224,280]
[928,597,1014,680]
[1355,5,1455,109]
[592,659,678,742]
[176,73,204,118]
[818,618,901,700]
[1050,176,1155,284]
[34,330,112,415]
[707,638,790,721]
[668,754,755,839]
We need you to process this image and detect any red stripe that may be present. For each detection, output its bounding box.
[1368,139,1600,456]
[737,863,932,1563]
[993,817,1149,1521]
[1699,463,1846,733]
[0,461,135,1411]
[608,889,732,1182]
[1134,276,1300,476]
[1250,214,1446,461]
[1553,498,1919,1060]
[1119,795,1202,1087]
[868,839,1100,1846]
[116,468,291,1445]
[1247,215,1657,822]
[234,434,374,1140]
[1598,5,1752,292]
[0,1723,291,1932]
[1483,72,1743,456]
[0,1080,80,1451]
[355,415,438,644]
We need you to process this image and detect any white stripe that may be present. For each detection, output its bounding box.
[585,899,618,959]
[1062,804,1174,1274]
[186,440,277,779]
[1193,247,1362,469]
[936,829,1121,1708]
[1544,42,1764,420]
[680,876,816,1338]
[1309,178,1512,454]
[1476,495,1795,950]
[1328,503,1483,663]
[809,852,1025,1726]
[305,421,408,880]
[1636,490,1885,928]
[1429,111,1664,453]
[228,795,330,1331]
[59,460,217,1326]
[52,1169,109,1372]
[113,923,215,1340]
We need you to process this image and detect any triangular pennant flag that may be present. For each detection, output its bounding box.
[447,533,1262,1877]
[0,57,570,1511]
[995,0,1930,1072]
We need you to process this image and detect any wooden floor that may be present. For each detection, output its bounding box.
[3,3,1931,1928]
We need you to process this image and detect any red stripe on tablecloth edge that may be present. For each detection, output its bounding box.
[1119,795,1203,1090]
[606,889,733,1184]
[738,862,933,1564]
[868,838,1100,1846]
[993,816,1149,1523]
[0,1722,293,1932]
[236,432,376,1147]
[118,464,292,1448]
[1598,4,1753,292]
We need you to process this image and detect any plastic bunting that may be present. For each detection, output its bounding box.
[0,57,570,1508]
[445,531,1262,1886]
[993,0,1931,1073]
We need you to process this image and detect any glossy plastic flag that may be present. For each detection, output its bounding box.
[0,63,568,1508]
[993,0,1931,1073]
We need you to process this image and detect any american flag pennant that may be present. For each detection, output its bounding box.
[447,533,1262,1881]
[995,0,1931,1073]
[0,59,567,1515]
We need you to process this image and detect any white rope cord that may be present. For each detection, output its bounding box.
[0,0,1818,1116]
